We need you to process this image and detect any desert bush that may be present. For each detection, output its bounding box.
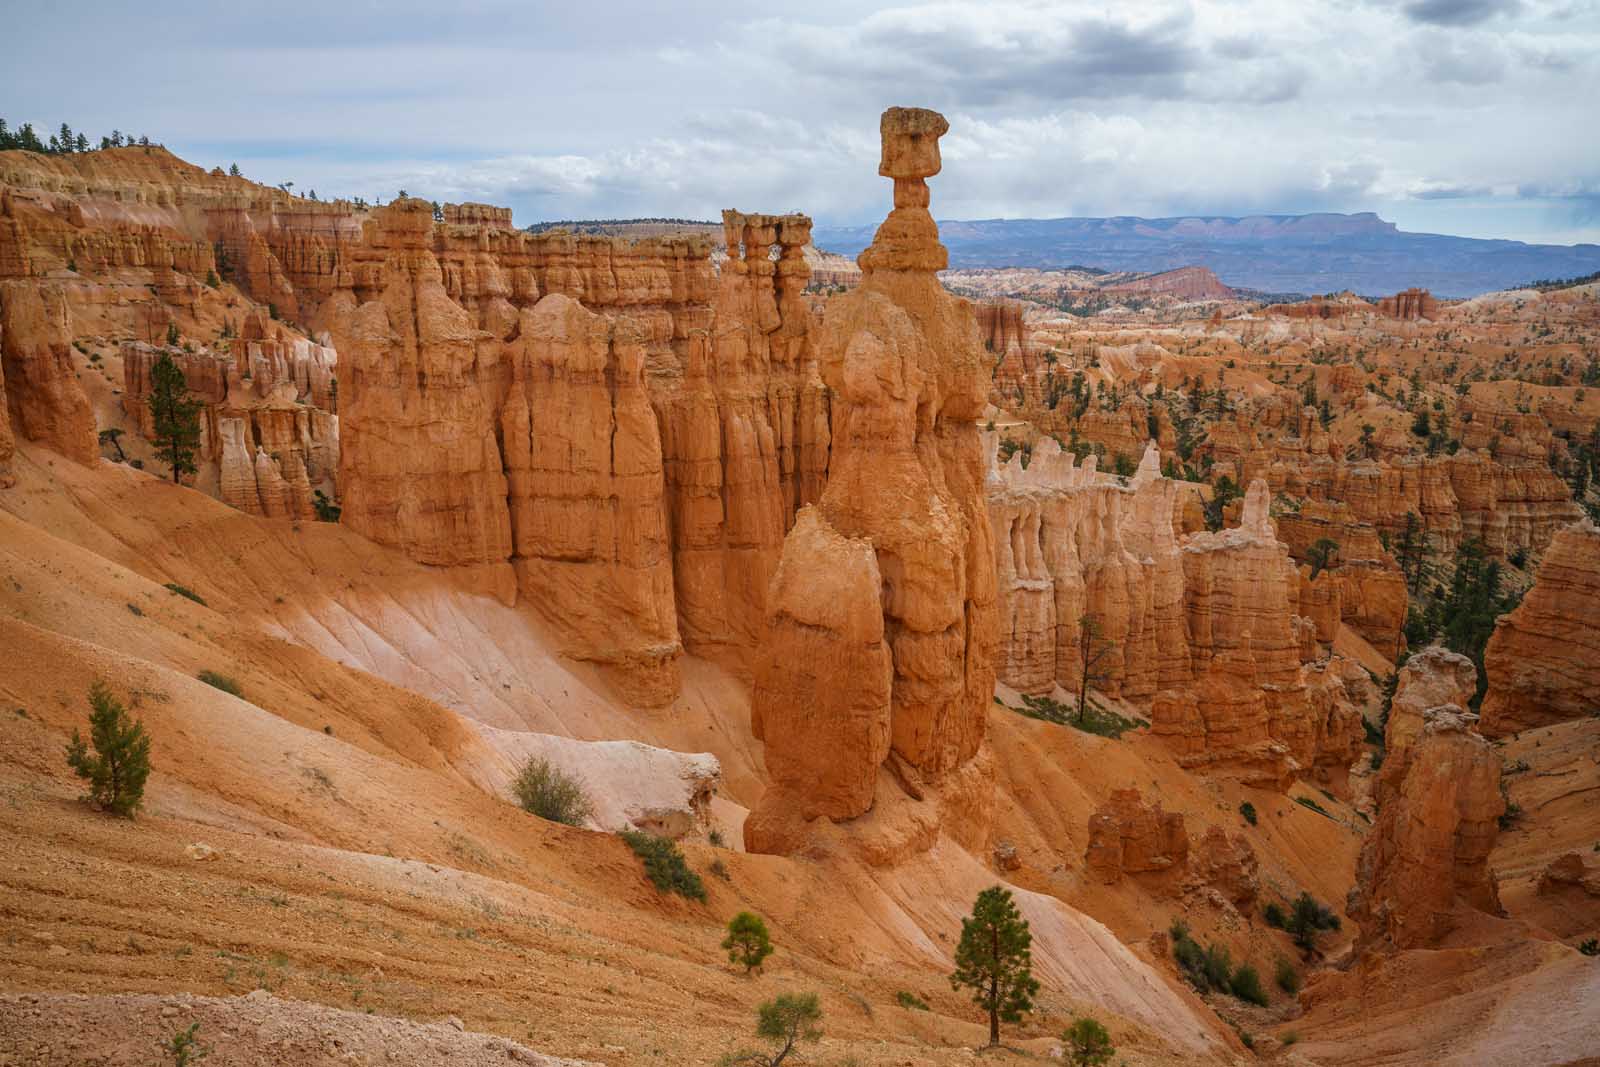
[65,681,152,817]
[1170,920,1238,994]
[312,489,341,523]
[1282,1030,1300,1046]
[164,582,206,605]
[1579,938,1599,956]
[895,990,929,1011]
[511,756,593,827]
[619,830,706,901]
[1288,891,1340,951]
[1063,1016,1115,1066]
[1275,955,1301,994]
[162,1021,209,1065]
[1263,901,1287,928]
[1294,795,1332,818]
[1013,692,1147,739]
[1201,942,1234,991]
[723,911,774,974]
[1230,963,1268,1006]
[197,670,242,698]
[1239,801,1257,826]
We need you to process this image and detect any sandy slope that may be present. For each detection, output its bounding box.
[0,445,1242,1064]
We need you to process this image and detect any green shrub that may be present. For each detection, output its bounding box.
[162,1021,210,1065]
[619,830,705,901]
[895,990,930,1011]
[65,682,152,818]
[1013,693,1147,739]
[1201,942,1233,992]
[1276,956,1301,994]
[722,911,774,974]
[197,670,242,698]
[1173,933,1207,988]
[312,489,341,523]
[708,828,725,847]
[1282,1030,1300,1047]
[164,582,206,605]
[1263,902,1287,928]
[1294,796,1332,818]
[1230,963,1268,1006]
[511,756,593,827]
[1239,801,1257,826]
[1062,1016,1115,1066]
[1499,800,1523,830]
[1288,891,1340,951]
[1579,938,1599,957]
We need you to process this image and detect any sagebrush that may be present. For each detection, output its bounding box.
[511,756,594,827]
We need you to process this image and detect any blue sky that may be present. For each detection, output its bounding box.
[5,0,1597,244]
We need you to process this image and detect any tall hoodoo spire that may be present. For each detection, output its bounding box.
[745,108,997,858]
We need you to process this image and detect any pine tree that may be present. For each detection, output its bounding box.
[1393,511,1432,594]
[147,350,201,483]
[65,682,152,817]
[74,132,88,152]
[1063,1017,1115,1066]
[228,162,241,178]
[722,912,774,974]
[724,993,821,1066]
[1307,537,1340,579]
[1075,613,1114,725]
[950,885,1040,1047]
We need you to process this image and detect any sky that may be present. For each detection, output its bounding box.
[5,0,1598,244]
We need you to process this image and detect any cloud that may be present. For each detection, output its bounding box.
[2,0,1597,243]
[1401,0,1523,26]
[1419,37,1510,82]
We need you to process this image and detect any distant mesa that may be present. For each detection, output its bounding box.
[812,211,1600,297]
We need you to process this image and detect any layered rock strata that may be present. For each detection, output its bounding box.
[986,438,1190,700]
[746,107,996,854]
[1352,706,1504,951]
[120,324,339,519]
[331,196,828,703]
[1480,520,1600,736]
[1085,789,1188,886]
[0,278,96,465]
[1385,645,1477,762]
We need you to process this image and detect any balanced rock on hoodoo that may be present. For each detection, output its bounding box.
[745,108,996,856]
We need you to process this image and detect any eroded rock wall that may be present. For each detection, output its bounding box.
[0,278,96,465]
[1352,706,1504,950]
[1481,520,1600,736]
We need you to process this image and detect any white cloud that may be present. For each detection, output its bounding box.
[3,0,1597,243]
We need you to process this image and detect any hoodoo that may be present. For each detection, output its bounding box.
[746,108,997,855]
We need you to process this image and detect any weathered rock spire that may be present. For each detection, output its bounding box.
[746,108,996,857]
